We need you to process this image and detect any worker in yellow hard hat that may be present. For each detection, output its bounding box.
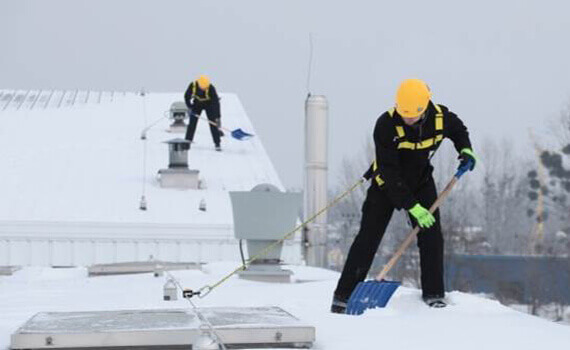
[331,79,477,312]
[184,75,223,151]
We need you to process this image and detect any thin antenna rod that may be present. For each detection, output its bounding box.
[140,88,148,211]
[306,33,314,97]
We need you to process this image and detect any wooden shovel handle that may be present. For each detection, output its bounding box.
[191,113,230,132]
[374,176,458,281]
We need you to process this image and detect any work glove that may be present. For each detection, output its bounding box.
[187,98,195,111]
[408,203,436,229]
[458,148,476,172]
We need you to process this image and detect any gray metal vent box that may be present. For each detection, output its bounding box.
[157,138,199,189]
[230,184,302,282]
[168,101,188,133]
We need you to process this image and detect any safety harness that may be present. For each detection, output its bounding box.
[372,104,444,186]
[192,81,211,102]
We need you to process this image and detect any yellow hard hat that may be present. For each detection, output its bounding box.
[197,75,210,90]
[395,79,432,118]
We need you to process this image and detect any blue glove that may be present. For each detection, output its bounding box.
[458,148,476,172]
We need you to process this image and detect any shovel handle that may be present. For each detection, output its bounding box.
[374,175,459,281]
[190,113,230,132]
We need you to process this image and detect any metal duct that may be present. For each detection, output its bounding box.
[304,95,328,268]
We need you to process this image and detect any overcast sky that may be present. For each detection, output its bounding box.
[2,0,570,188]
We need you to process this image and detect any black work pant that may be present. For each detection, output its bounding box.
[185,103,221,146]
[334,176,444,300]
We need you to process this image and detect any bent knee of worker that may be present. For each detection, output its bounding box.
[359,204,392,236]
[352,226,384,247]
[205,107,220,119]
[362,197,393,218]
[417,226,443,247]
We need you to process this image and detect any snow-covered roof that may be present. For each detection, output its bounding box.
[0,90,282,239]
[1,264,569,349]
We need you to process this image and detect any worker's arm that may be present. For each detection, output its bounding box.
[441,105,476,171]
[441,105,472,153]
[184,82,195,110]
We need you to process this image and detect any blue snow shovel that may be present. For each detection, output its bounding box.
[346,164,472,315]
[230,128,254,140]
[192,113,254,141]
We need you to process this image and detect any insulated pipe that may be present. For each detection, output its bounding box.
[304,95,328,268]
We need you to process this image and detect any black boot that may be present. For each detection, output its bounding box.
[330,294,348,314]
[423,295,447,308]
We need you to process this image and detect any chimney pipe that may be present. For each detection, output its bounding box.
[304,95,328,268]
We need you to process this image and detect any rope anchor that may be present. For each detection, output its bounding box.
[183,285,213,299]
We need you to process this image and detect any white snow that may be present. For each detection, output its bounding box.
[1,264,568,350]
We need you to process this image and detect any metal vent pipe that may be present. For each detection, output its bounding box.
[304,95,328,268]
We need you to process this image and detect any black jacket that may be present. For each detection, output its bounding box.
[184,82,220,109]
[366,101,472,210]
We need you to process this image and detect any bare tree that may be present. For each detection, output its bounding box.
[523,104,570,319]
[477,138,533,255]
[528,105,570,257]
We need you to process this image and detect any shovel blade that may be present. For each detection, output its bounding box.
[346,280,400,315]
[231,128,254,140]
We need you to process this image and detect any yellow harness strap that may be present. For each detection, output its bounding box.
[192,81,211,102]
[390,104,444,150]
[373,104,444,186]
[372,159,385,186]
[388,108,406,139]
[434,104,444,143]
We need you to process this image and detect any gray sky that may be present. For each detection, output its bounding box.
[2,0,569,188]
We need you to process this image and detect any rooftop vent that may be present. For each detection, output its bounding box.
[230,184,302,283]
[157,138,199,189]
[168,101,188,133]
